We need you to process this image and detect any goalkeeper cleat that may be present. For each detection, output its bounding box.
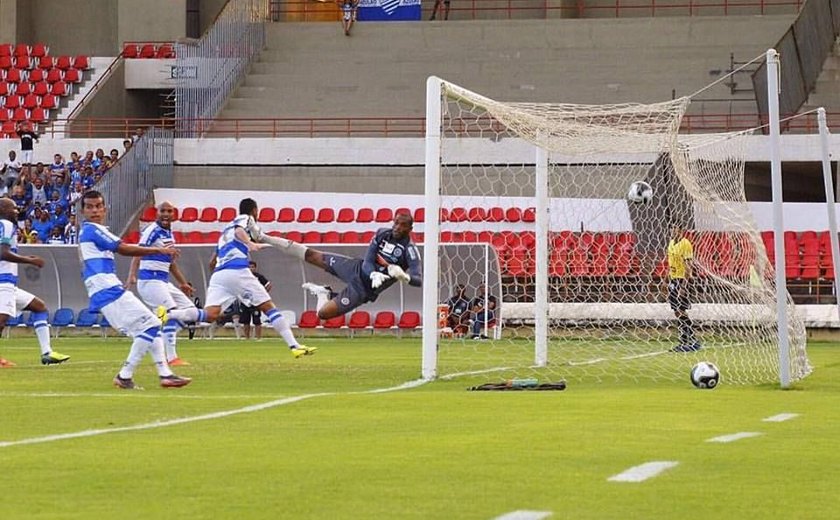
[167,357,190,367]
[0,357,16,367]
[156,305,169,324]
[41,351,70,365]
[113,375,143,390]
[160,374,192,388]
[290,345,317,358]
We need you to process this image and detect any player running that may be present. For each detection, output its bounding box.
[0,197,70,367]
[271,212,422,320]
[127,201,201,367]
[196,198,315,359]
[80,190,191,390]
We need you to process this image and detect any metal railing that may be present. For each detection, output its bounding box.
[271,0,803,19]
[175,0,270,137]
[76,127,174,236]
[35,112,840,139]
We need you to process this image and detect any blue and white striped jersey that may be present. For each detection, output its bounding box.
[214,214,253,272]
[0,218,19,285]
[78,221,124,311]
[137,221,175,281]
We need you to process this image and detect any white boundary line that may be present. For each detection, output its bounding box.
[493,510,552,520]
[706,432,763,443]
[0,392,286,400]
[607,461,679,482]
[762,413,799,422]
[0,379,428,449]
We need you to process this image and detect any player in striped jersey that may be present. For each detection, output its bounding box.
[198,198,315,359]
[127,201,204,367]
[80,190,191,390]
[0,198,70,367]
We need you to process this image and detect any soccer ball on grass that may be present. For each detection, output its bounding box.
[690,362,720,389]
[627,181,653,204]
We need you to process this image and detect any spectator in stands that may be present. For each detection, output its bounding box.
[667,225,701,352]
[82,150,94,168]
[52,204,68,231]
[1,151,22,191]
[47,226,65,244]
[446,283,471,336]
[10,185,29,219]
[123,139,133,152]
[240,261,272,340]
[109,148,120,165]
[64,214,77,244]
[132,127,145,143]
[15,122,38,166]
[470,283,496,340]
[32,209,52,242]
[29,177,49,207]
[69,181,84,207]
[429,0,450,20]
[82,166,96,189]
[32,162,46,180]
[93,149,106,170]
[19,218,37,244]
[49,154,65,178]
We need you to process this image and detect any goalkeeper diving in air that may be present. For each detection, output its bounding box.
[263,213,422,319]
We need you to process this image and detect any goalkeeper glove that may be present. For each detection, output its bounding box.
[370,271,390,289]
[387,264,411,284]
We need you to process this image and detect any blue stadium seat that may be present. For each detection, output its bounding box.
[51,308,75,337]
[75,309,100,328]
[3,313,23,338]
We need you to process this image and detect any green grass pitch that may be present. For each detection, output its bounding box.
[0,336,838,519]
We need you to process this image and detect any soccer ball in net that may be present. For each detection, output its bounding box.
[690,362,721,389]
[627,181,653,204]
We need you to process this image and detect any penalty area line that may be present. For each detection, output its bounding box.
[0,379,429,449]
[608,461,679,483]
[493,511,552,520]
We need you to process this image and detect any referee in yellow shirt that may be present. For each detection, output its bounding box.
[667,226,701,352]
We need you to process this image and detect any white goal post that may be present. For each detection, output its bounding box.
[421,63,812,387]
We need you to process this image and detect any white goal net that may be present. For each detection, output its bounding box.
[422,78,811,386]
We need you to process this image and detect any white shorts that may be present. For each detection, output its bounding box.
[100,291,161,338]
[206,268,271,311]
[0,283,35,317]
[20,150,33,164]
[137,280,195,311]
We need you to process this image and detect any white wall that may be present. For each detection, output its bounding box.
[0,138,126,162]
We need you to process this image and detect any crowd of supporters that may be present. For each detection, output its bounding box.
[0,127,130,244]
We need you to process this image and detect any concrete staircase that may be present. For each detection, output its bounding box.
[215,16,794,124]
[803,38,840,112]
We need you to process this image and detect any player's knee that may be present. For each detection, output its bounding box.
[0,314,8,328]
[26,298,47,313]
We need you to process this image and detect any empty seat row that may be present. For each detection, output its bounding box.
[0,67,83,84]
[0,55,88,71]
[297,310,420,332]
[0,80,74,97]
[0,43,51,58]
[123,43,175,59]
[0,107,52,125]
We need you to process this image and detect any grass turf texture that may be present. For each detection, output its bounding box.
[0,336,838,519]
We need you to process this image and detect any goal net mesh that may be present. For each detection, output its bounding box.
[432,81,811,385]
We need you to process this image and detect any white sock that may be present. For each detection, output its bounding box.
[118,337,151,379]
[147,336,174,377]
[162,322,180,360]
[265,308,299,348]
[169,308,204,323]
[33,321,51,355]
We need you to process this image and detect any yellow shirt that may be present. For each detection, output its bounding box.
[667,237,693,279]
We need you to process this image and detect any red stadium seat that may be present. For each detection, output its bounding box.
[39,94,57,109]
[198,207,218,222]
[123,230,140,244]
[317,208,335,223]
[4,68,20,83]
[505,207,522,222]
[467,207,486,222]
[297,311,320,329]
[322,231,340,243]
[0,44,11,57]
[0,82,7,97]
[10,107,27,121]
[356,208,374,223]
[63,68,80,84]
[29,107,47,123]
[1,120,15,135]
[45,68,62,83]
[22,94,37,109]
[30,43,48,58]
[411,231,424,243]
[206,231,221,243]
[340,231,361,243]
[462,231,478,243]
[439,208,449,222]
[139,44,156,59]
[179,207,198,223]
[55,56,72,70]
[478,231,493,243]
[73,56,90,70]
[172,231,185,243]
[347,311,371,330]
[285,231,303,242]
[297,207,315,223]
[140,207,157,222]
[277,207,295,222]
[3,95,20,109]
[486,207,505,222]
[505,255,530,277]
[257,207,276,223]
[28,69,44,83]
[375,208,393,223]
[413,207,425,223]
[394,207,411,219]
[0,56,11,70]
[323,315,346,329]
[219,207,236,222]
[373,311,396,330]
[32,80,47,96]
[549,250,567,276]
[15,82,30,95]
[523,207,536,222]
[361,231,375,243]
[337,208,354,223]
[183,231,204,244]
[15,55,32,70]
[302,231,321,243]
[37,56,53,69]
[156,44,175,59]
[398,311,421,330]
[13,44,29,58]
[448,207,467,222]
[123,44,139,59]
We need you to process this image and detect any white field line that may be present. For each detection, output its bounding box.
[706,432,763,443]
[0,392,285,400]
[762,413,799,422]
[493,511,553,520]
[440,366,515,380]
[608,461,679,482]
[0,379,428,449]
